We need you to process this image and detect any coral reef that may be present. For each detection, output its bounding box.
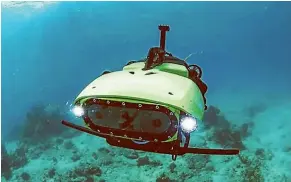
[204,105,254,150]
[20,172,31,181]
[186,154,210,171]
[1,103,77,181]
[203,105,229,129]
[48,168,56,178]
[136,156,162,167]
[64,140,75,150]
[66,162,103,181]
[1,102,290,182]
[21,104,67,144]
[235,153,265,182]
[1,143,29,180]
[244,102,267,118]
[156,173,177,182]
[1,143,12,180]
[212,128,246,149]
[169,162,176,173]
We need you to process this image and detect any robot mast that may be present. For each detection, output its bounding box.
[158,25,170,51]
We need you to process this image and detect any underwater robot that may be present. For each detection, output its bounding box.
[62,25,239,160]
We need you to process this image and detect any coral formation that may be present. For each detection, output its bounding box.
[204,105,254,150]
[1,143,12,180]
[1,143,29,180]
[20,172,31,181]
[156,173,177,182]
[64,140,75,150]
[169,162,176,173]
[48,168,56,178]
[21,104,67,144]
[236,154,265,182]
[137,156,162,167]
[186,154,210,170]
[1,102,290,182]
[66,162,102,181]
[244,102,267,118]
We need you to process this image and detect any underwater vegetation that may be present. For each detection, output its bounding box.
[1,103,78,181]
[204,105,254,150]
[2,101,290,182]
[21,104,68,143]
[2,141,28,180]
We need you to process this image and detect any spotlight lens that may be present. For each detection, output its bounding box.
[180,116,198,133]
[72,106,84,117]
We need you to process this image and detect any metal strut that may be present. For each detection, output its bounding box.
[158,25,170,51]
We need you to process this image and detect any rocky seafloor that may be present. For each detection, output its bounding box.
[1,92,291,182]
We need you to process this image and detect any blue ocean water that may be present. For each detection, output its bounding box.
[1,2,291,182]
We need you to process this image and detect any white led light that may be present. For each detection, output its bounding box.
[180,116,198,133]
[71,106,85,117]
